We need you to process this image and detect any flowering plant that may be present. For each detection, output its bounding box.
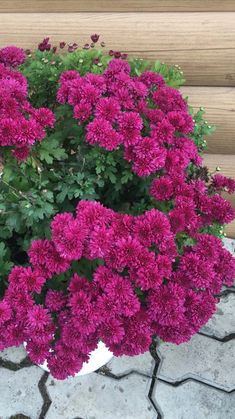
[0,38,235,379]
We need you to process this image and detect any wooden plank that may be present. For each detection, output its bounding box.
[0,12,235,86]
[223,193,235,238]
[203,154,235,238]
[181,87,235,154]
[1,1,235,13]
[225,220,235,238]
[203,154,235,180]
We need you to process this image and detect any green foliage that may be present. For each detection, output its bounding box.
[188,106,216,151]
[129,58,185,87]
[0,242,13,292]
[200,223,225,238]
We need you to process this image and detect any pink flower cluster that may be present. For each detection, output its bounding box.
[0,200,234,379]
[0,47,55,160]
[0,46,26,67]
[57,59,197,177]
[57,59,235,227]
[150,175,235,230]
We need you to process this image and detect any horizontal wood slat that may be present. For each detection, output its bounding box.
[223,191,235,238]
[1,0,235,12]
[181,87,235,154]
[203,154,235,179]
[224,220,235,238]
[0,12,235,86]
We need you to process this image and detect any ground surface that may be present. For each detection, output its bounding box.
[0,238,234,419]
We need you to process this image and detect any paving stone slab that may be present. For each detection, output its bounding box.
[223,237,235,255]
[0,345,27,364]
[222,238,235,288]
[106,352,155,377]
[200,293,235,339]
[0,366,43,419]
[46,372,155,419]
[157,334,235,391]
[152,380,235,419]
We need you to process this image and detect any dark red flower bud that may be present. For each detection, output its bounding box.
[121,53,128,60]
[109,50,114,56]
[83,43,90,50]
[38,37,51,52]
[68,45,74,53]
[100,41,106,48]
[59,41,66,49]
[72,43,78,51]
[91,34,100,43]
[114,51,121,58]
[93,58,100,65]
[52,46,57,53]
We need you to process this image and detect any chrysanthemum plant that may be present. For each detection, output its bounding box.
[0,37,235,379]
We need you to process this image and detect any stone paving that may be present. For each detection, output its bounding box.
[0,238,234,419]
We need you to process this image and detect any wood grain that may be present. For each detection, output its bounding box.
[203,154,235,180]
[223,193,235,238]
[0,12,235,86]
[1,1,235,13]
[181,87,235,154]
[225,220,235,238]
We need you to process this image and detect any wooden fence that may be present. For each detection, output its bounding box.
[0,0,234,236]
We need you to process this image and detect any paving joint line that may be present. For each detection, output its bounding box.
[96,365,131,380]
[97,343,159,379]
[38,372,52,419]
[197,331,235,342]
[147,337,163,418]
[148,361,163,419]
[96,366,153,380]
[156,376,235,394]
[0,356,33,371]
[218,288,235,297]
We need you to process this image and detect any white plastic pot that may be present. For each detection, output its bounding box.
[25,341,113,376]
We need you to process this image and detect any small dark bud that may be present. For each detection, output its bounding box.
[59,41,66,49]
[91,34,100,43]
[121,53,128,60]
[114,51,121,58]
[38,37,51,52]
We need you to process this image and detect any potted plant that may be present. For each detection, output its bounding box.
[0,37,234,379]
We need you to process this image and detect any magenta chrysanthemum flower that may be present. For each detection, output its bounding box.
[0,46,26,67]
[27,305,51,331]
[150,176,174,201]
[212,174,235,194]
